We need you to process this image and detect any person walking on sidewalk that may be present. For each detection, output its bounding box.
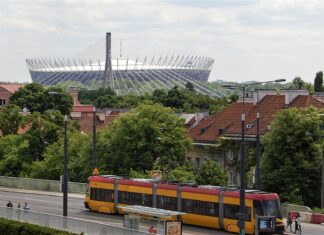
[23,202,31,210]
[6,200,13,208]
[295,212,302,234]
[286,212,293,232]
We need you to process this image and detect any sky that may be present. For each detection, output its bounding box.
[1,0,324,84]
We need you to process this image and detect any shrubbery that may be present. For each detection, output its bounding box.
[0,218,77,235]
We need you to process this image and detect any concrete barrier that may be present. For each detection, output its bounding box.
[299,212,312,223]
[288,210,324,224]
[310,213,324,224]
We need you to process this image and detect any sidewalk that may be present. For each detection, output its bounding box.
[0,186,85,199]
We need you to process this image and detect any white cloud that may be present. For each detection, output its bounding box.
[0,0,323,83]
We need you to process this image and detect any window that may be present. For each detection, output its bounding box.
[157,195,177,211]
[182,199,218,216]
[90,188,114,202]
[0,99,6,106]
[224,204,251,221]
[254,200,282,219]
[119,191,152,207]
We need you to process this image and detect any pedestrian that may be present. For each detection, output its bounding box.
[286,212,293,232]
[295,212,302,234]
[23,202,31,211]
[6,200,13,208]
[148,225,157,234]
[17,203,21,209]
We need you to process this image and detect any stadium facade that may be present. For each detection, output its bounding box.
[26,33,224,97]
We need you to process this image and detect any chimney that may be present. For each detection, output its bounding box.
[68,87,80,106]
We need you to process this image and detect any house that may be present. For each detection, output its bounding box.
[178,112,208,129]
[68,88,123,133]
[187,89,324,185]
[0,84,23,107]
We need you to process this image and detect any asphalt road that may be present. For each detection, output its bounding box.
[0,187,323,235]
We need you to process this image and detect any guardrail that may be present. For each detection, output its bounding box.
[0,207,150,235]
[0,176,86,194]
[281,203,312,217]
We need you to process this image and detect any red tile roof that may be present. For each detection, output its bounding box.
[188,94,324,143]
[72,105,94,112]
[0,84,23,93]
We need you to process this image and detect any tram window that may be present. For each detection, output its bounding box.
[90,188,114,202]
[224,204,251,221]
[157,195,177,211]
[119,191,152,206]
[182,199,219,216]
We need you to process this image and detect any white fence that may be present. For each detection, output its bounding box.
[0,207,150,235]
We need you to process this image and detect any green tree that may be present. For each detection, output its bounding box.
[165,86,186,109]
[103,103,191,175]
[0,104,23,135]
[196,158,229,186]
[185,82,195,92]
[28,131,95,182]
[229,93,239,103]
[22,111,64,163]
[152,89,168,105]
[162,161,196,183]
[292,77,305,89]
[261,107,322,207]
[0,135,29,176]
[9,83,73,114]
[314,71,323,92]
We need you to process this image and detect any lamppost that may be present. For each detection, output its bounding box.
[223,79,285,235]
[88,89,99,175]
[48,91,68,216]
[92,105,99,175]
[63,114,68,216]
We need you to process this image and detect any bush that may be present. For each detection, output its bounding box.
[0,218,77,235]
[312,207,324,214]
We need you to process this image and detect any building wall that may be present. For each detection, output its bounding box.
[0,88,11,106]
[187,145,240,185]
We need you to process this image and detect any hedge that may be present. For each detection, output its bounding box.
[0,218,79,235]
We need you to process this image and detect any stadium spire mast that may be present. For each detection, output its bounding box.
[104,32,113,89]
[120,39,122,58]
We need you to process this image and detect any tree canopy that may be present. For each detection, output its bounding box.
[261,107,322,207]
[0,104,23,136]
[196,158,229,186]
[78,85,231,114]
[9,83,73,114]
[314,71,323,92]
[101,103,191,175]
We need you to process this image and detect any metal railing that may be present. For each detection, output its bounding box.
[0,207,150,235]
[0,176,86,194]
[281,203,312,217]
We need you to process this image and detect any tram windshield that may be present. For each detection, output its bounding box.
[254,199,282,219]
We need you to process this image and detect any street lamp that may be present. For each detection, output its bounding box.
[223,79,285,235]
[87,89,99,175]
[63,114,68,216]
[48,91,68,216]
[92,105,99,175]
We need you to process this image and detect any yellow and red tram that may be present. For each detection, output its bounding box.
[84,175,284,234]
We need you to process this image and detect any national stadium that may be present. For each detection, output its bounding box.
[26,33,225,97]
